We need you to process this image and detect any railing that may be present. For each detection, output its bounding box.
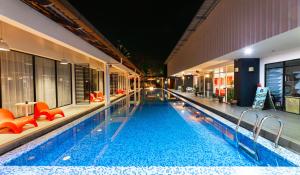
[253,115,283,148]
[235,108,261,142]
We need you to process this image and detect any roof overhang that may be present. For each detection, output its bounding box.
[20,0,143,75]
[164,0,220,65]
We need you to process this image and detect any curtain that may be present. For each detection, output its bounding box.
[35,56,56,109]
[0,51,34,117]
[57,62,72,107]
[99,71,104,93]
[91,69,99,92]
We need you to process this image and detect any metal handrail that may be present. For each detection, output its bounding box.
[235,108,261,133]
[253,115,283,148]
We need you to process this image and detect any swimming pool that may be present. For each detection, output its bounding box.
[1,89,300,174]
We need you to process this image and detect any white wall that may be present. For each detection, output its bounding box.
[260,47,300,87]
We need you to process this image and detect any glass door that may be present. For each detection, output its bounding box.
[75,64,90,104]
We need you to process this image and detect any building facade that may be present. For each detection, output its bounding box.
[166,0,300,113]
[0,0,141,117]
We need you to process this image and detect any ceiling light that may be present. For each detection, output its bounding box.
[0,39,10,51]
[244,47,253,55]
[60,59,69,65]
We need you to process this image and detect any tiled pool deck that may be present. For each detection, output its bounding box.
[168,89,300,154]
[0,94,126,155]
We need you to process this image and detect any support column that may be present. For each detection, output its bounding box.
[138,76,141,91]
[134,76,137,102]
[234,58,260,106]
[71,63,76,105]
[104,63,110,106]
[126,74,129,95]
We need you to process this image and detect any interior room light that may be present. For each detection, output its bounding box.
[244,47,253,55]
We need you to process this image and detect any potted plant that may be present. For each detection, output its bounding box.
[218,95,224,103]
[194,85,199,96]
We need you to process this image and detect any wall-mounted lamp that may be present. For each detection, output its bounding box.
[234,68,239,72]
[248,66,254,72]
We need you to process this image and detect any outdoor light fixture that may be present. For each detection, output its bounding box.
[244,47,253,55]
[60,59,69,65]
[0,22,10,51]
[248,66,254,72]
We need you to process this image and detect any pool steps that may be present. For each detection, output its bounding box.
[235,109,284,161]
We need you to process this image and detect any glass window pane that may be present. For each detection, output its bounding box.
[35,56,56,109]
[285,65,300,97]
[266,67,283,108]
[0,51,34,117]
[57,62,72,107]
[91,69,99,92]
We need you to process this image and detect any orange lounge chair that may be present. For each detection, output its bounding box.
[90,93,104,102]
[34,102,65,121]
[0,109,38,133]
[94,92,104,99]
[116,89,125,94]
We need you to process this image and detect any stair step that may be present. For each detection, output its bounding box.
[238,142,258,161]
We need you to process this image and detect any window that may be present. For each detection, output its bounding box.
[265,62,283,109]
[57,62,72,107]
[35,56,56,109]
[91,69,99,92]
[285,60,300,97]
[110,73,118,95]
[0,51,34,117]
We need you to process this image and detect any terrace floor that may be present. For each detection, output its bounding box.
[0,94,126,155]
[168,89,300,154]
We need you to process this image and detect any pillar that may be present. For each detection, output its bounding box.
[71,63,76,105]
[126,74,129,95]
[234,58,260,106]
[138,76,141,91]
[134,76,137,102]
[104,63,110,106]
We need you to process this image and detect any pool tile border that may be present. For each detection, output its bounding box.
[0,166,300,175]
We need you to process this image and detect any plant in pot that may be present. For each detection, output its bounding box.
[194,85,199,96]
[218,95,224,103]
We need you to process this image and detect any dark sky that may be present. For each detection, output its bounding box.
[67,0,204,76]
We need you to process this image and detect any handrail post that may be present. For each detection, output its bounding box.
[253,115,283,148]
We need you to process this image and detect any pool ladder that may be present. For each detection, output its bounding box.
[235,109,284,161]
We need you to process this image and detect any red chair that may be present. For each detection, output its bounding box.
[34,102,65,121]
[95,92,104,99]
[116,89,125,94]
[90,93,104,102]
[0,109,37,133]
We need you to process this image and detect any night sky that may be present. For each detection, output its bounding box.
[67,0,204,76]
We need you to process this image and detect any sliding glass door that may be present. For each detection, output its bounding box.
[0,51,34,117]
[35,56,56,109]
[57,62,72,107]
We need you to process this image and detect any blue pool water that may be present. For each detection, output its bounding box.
[4,89,295,166]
